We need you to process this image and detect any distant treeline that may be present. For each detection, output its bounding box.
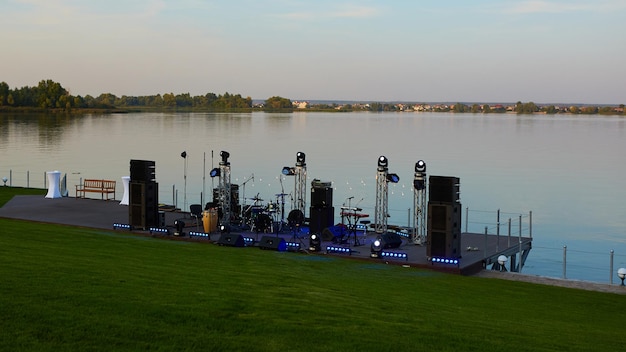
[1,79,624,115]
[0,79,255,111]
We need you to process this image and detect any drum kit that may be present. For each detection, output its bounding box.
[242,193,290,234]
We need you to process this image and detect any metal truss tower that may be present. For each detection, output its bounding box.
[294,152,307,215]
[218,151,232,226]
[374,156,389,234]
[412,160,427,245]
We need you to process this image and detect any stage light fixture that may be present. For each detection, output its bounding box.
[386,173,400,183]
[413,179,425,190]
[296,151,306,164]
[309,233,321,252]
[210,168,220,177]
[377,155,388,168]
[2,177,7,186]
[220,150,230,163]
[370,237,384,258]
[174,220,185,236]
[282,166,295,176]
[618,268,626,286]
[415,160,426,173]
[181,151,187,159]
[219,224,230,234]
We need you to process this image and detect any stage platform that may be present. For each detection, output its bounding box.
[0,195,532,276]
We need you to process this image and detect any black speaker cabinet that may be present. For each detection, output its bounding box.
[217,233,245,247]
[429,176,460,203]
[259,236,286,251]
[129,181,159,230]
[130,159,156,183]
[309,206,334,234]
[427,202,461,258]
[311,181,333,207]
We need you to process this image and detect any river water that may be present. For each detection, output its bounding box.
[1,111,625,283]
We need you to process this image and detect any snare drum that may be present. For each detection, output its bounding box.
[266,202,278,213]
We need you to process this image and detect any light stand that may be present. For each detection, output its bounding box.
[374,156,388,234]
[282,151,307,217]
[218,151,232,226]
[181,151,187,212]
[294,152,307,216]
[241,173,254,210]
[412,160,427,245]
[374,156,399,234]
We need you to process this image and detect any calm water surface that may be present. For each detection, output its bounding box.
[1,111,625,282]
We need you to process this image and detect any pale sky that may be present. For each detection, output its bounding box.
[2,0,625,104]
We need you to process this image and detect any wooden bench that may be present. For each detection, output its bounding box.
[75,179,116,200]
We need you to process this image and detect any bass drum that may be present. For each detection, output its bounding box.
[254,213,272,233]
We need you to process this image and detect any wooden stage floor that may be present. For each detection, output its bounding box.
[0,195,532,275]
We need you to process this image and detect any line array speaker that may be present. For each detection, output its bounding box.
[428,176,460,203]
[130,159,156,183]
[309,206,334,234]
[427,202,461,258]
[129,181,159,230]
[311,180,333,207]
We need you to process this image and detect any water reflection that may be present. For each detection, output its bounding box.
[1,111,625,282]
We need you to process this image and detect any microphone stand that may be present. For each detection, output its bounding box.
[241,174,254,228]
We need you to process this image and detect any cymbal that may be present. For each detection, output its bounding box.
[247,197,264,201]
[275,193,288,196]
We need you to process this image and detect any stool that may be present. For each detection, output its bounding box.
[360,220,370,235]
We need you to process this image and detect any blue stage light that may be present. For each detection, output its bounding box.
[431,257,459,265]
[189,231,210,238]
[282,166,295,176]
[286,242,301,251]
[113,223,131,230]
[386,173,400,183]
[209,168,220,177]
[243,237,255,246]
[149,227,169,235]
[380,251,408,261]
[326,246,351,255]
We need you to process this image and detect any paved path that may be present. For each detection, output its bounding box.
[474,270,626,295]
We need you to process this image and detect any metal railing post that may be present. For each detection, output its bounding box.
[507,218,511,247]
[496,209,500,252]
[465,207,469,233]
[563,245,567,279]
[484,226,488,259]
[610,249,614,284]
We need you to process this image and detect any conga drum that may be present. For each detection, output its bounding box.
[203,208,218,233]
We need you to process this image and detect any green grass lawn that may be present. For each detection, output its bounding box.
[1,188,625,351]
